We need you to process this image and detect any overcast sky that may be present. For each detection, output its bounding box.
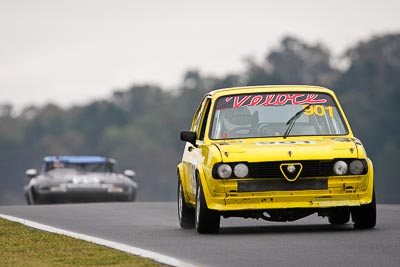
[1,0,399,111]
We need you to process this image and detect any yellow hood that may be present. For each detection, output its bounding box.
[215,138,358,162]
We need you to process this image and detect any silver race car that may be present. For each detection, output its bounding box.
[24,156,138,204]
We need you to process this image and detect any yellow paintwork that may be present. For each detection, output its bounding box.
[177,85,374,212]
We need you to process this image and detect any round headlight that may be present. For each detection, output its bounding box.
[217,164,232,178]
[233,163,249,178]
[333,160,348,175]
[349,160,364,175]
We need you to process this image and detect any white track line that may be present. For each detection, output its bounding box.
[0,214,198,267]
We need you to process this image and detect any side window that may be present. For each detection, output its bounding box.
[198,99,211,141]
[43,163,50,172]
[192,97,211,141]
[191,102,204,132]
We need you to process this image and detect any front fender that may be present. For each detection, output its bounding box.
[196,165,221,210]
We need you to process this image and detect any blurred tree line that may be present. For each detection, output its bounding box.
[0,33,399,204]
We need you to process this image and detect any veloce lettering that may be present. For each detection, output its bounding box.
[225,94,327,108]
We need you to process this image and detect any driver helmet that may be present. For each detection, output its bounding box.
[53,157,64,168]
[222,107,252,132]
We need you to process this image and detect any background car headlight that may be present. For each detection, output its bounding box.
[233,163,249,178]
[349,160,364,174]
[107,186,124,193]
[217,164,232,178]
[333,160,348,175]
[49,184,67,192]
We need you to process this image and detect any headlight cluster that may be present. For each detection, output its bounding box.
[213,163,249,179]
[333,159,367,175]
[49,184,67,192]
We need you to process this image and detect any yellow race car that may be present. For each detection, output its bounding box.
[177,85,376,233]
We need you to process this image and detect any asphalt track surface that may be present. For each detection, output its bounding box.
[1,202,399,267]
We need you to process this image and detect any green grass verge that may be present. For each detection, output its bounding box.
[0,218,167,267]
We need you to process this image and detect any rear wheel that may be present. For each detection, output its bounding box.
[195,180,220,234]
[352,190,376,229]
[178,177,195,229]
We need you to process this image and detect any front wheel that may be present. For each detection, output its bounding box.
[328,208,350,225]
[178,177,195,229]
[195,180,220,234]
[352,190,376,229]
[26,188,37,205]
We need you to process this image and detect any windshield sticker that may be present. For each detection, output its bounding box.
[219,93,329,109]
[303,105,334,118]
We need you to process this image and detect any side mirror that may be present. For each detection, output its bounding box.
[124,169,136,179]
[25,169,38,179]
[180,131,197,147]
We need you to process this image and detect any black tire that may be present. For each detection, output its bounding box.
[352,190,377,229]
[178,177,195,229]
[27,188,37,205]
[195,179,220,234]
[127,192,136,202]
[328,208,350,225]
[24,190,32,205]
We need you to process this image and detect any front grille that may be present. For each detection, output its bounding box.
[238,179,328,192]
[248,160,332,179]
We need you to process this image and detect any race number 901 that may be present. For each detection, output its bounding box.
[303,105,334,118]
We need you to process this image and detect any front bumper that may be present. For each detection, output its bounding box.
[202,174,374,211]
[35,186,134,203]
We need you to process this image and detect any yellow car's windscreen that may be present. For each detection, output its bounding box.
[210,92,348,139]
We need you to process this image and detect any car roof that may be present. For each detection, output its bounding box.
[43,156,110,164]
[206,85,334,98]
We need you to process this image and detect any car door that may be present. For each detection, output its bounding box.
[181,96,212,202]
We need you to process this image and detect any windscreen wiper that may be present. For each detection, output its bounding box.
[283,104,311,138]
